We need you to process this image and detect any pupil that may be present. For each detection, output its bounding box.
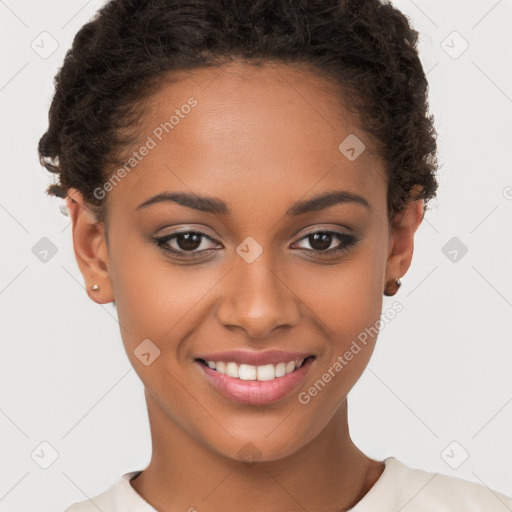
[177,232,201,251]
[310,232,331,251]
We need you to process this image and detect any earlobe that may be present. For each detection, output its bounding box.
[383,195,425,296]
[66,188,114,304]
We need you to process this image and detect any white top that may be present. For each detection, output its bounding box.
[64,457,512,511]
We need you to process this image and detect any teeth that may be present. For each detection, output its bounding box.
[257,364,275,381]
[275,362,286,377]
[239,364,257,380]
[203,358,307,381]
[226,362,238,378]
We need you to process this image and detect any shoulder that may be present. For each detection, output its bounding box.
[63,470,155,512]
[353,457,512,512]
[391,458,512,511]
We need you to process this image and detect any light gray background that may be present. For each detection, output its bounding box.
[1,1,511,511]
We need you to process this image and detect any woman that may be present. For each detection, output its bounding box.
[38,0,512,510]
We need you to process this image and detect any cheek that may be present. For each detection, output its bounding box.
[292,247,385,395]
[107,232,229,379]
[291,265,384,433]
[295,252,384,343]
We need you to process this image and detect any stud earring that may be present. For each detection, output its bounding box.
[90,284,100,291]
[383,277,401,296]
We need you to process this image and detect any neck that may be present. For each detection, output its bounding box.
[131,390,384,512]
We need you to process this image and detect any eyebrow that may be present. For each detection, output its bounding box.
[136,189,371,215]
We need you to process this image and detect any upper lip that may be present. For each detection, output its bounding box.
[195,350,314,366]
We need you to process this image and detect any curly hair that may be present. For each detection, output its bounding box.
[38,0,439,224]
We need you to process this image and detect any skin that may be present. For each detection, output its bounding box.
[66,60,424,511]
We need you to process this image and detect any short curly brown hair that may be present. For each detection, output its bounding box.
[38,0,439,224]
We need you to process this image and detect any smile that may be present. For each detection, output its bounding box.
[195,356,316,405]
[198,358,309,381]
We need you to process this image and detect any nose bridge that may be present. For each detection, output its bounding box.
[217,247,300,337]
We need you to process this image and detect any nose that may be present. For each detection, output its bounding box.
[216,254,300,339]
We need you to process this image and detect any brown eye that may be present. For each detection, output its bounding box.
[306,232,333,251]
[175,232,203,251]
[153,230,220,258]
[152,228,358,261]
[292,230,358,255]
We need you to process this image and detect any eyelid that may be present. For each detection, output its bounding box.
[155,226,220,242]
[291,223,355,238]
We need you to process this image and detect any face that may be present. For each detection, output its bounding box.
[68,60,422,462]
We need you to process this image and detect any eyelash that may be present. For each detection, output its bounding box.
[152,229,358,260]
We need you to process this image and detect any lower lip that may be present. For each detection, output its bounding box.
[196,357,315,405]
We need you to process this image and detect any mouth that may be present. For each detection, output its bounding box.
[195,356,315,381]
[194,355,316,405]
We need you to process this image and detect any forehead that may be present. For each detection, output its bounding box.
[106,60,387,218]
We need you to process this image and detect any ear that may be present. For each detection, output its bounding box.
[65,188,114,304]
[384,188,425,291]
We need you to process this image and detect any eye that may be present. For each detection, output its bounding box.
[152,228,358,260]
[152,230,220,258]
[292,230,358,256]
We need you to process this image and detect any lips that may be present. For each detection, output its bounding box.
[195,352,315,405]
